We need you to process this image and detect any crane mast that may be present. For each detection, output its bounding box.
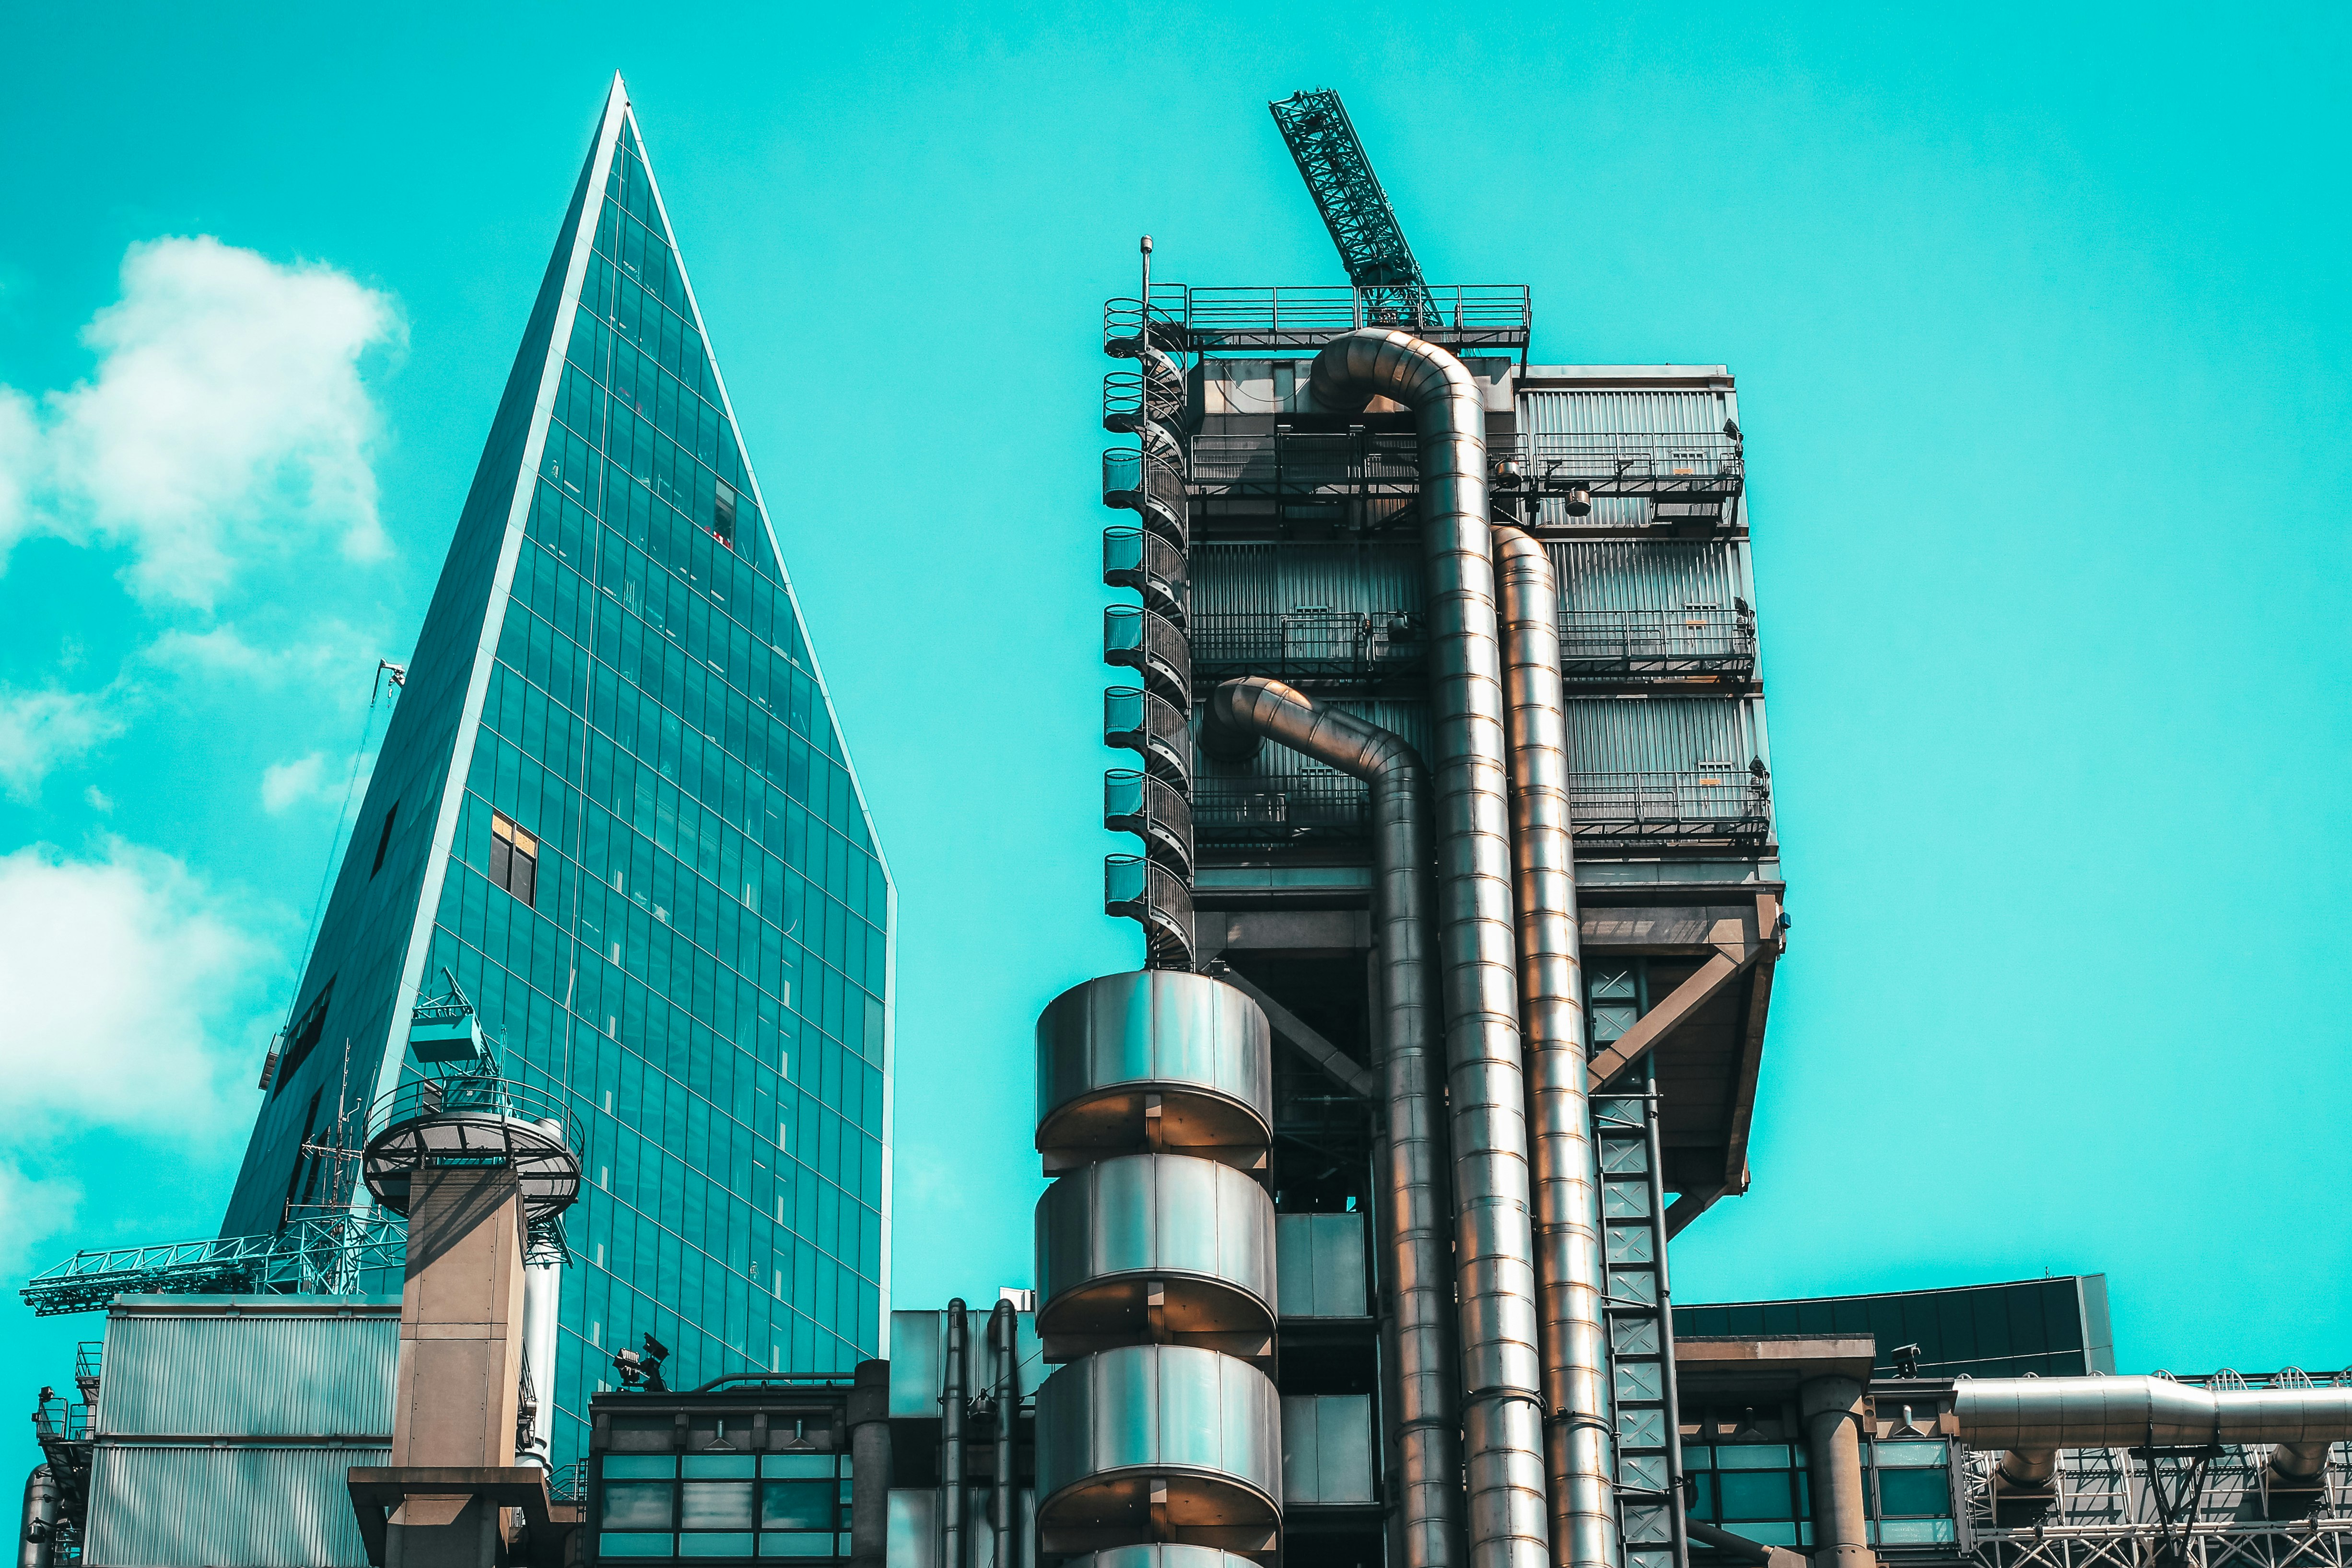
[1268,88,1439,328]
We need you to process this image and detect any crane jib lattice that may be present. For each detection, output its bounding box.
[1268,89,1439,327]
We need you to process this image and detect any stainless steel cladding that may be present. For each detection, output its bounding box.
[1036,971,1274,1172]
[1310,328,1550,1568]
[1494,528,1615,1568]
[1033,1344,1283,1558]
[1035,1154,1279,1360]
[17,1466,57,1568]
[1198,675,1463,1568]
[1955,1377,2352,1491]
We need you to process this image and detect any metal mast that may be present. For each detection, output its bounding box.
[1268,88,1440,327]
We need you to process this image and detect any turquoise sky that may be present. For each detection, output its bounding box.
[2,1,2346,1445]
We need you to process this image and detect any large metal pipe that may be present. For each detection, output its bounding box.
[1492,527,1614,1568]
[18,1466,57,1568]
[944,1298,970,1568]
[1202,677,1462,1568]
[1309,328,1547,1568]
[519,1117,567,1467]
[1799,1376,1871,1568]
[848,1360,891,1568]
[992,1299,1019,1568]
[1956,1376,2352,1492]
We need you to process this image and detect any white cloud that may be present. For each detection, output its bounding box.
[0,840,277,1264]
[0,840,272,1130]
[84,784,114,812]
[2,236,399,608]
[0,683,127,799]
[145,620,382,689]
[261,748,373,816]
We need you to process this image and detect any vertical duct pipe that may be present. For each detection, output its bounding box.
[1309,328,1548,1568]
[991,1299,1019,1568]
[1493,527,1616,1568]
[17,1466,57,1568]
[944,1299,970,1568]
[1203,678,1462,1568]
[848,1360,892,1568]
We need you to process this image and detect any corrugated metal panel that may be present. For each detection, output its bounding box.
[1275,1214,1369,1320]
[1520,388,1730,437]
[1189,542,1421,618]
[1551,540,1744,614]
[98,1299,398,1438]
[1563,697,1762,773]
[1280,1394,1375,1504]
[1520,388,1734,529]
[84,1442,387,1568]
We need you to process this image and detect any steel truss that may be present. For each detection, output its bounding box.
[1959,1439,2352,1568]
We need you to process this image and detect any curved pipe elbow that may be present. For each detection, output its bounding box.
[1201,677,1424,785]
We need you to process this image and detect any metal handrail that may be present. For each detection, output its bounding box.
[1191,610,1421,678]
[1194,769,1770,842]
[1558,608,1756,673]
[1186,428,1742,501]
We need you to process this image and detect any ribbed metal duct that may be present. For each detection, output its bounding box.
[1956,1377,2352,1490]
[1199,677,1462,1568]
[1494,528,1615,1568]
[1036,1153,1277,1360]
[1310,328,1549,1568]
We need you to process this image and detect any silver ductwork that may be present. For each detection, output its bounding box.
[1201,677,1463,1568]
[1491,528,1614,1568]
[1956,1376,2352,1492]
[1308,328,1549,1568]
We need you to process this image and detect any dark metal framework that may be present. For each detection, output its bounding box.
[1268,90,1439,327]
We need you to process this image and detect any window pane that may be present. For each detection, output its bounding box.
[760,1535,837,1557]
[600,1533,675,1558]
[604,1456,677,1479]
[680,1533,755,1556]
[684,1456,758,1479]
[682,1481,755,1530]
[761,1456,834,1478]
[1875,1440,1949,1469]
[759,1480,835,1531]
[601,1483,675,1531]
[1880,1519,1957,1544]
[1877,1469,1952,1517]
[1717,1445,1793,1470]
[1717,1471,1796,1522]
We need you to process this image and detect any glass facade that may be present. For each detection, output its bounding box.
[219,86,890,1472]
[595,1452,854,1560]
[1685,1440,1958,1551]
[1673,1276,2113,1380]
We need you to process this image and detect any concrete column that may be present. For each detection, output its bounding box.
[383,1163,529,1568]
[849,1358,893,1568]
[1799,1376,1873,1568]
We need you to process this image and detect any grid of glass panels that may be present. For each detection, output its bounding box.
[597,1452,853,1560]
[420,117,888,1470]
[1684,1441,1957,1549]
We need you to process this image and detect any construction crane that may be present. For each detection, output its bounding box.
[1268,88,1439,328]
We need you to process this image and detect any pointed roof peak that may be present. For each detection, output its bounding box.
[603,71,631,124]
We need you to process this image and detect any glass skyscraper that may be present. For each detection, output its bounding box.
[220,77,892,1468]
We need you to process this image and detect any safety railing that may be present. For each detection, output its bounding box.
[1559,608,1756,679]
[1176,284,1532,349]
[1191,610,1421,683]
[1194,769,1771,845]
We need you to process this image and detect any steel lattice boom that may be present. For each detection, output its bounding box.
[1268,88,1438,327]
[18,1212,407,1315]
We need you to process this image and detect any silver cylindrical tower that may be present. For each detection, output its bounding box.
[1033,971,1282,1562]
